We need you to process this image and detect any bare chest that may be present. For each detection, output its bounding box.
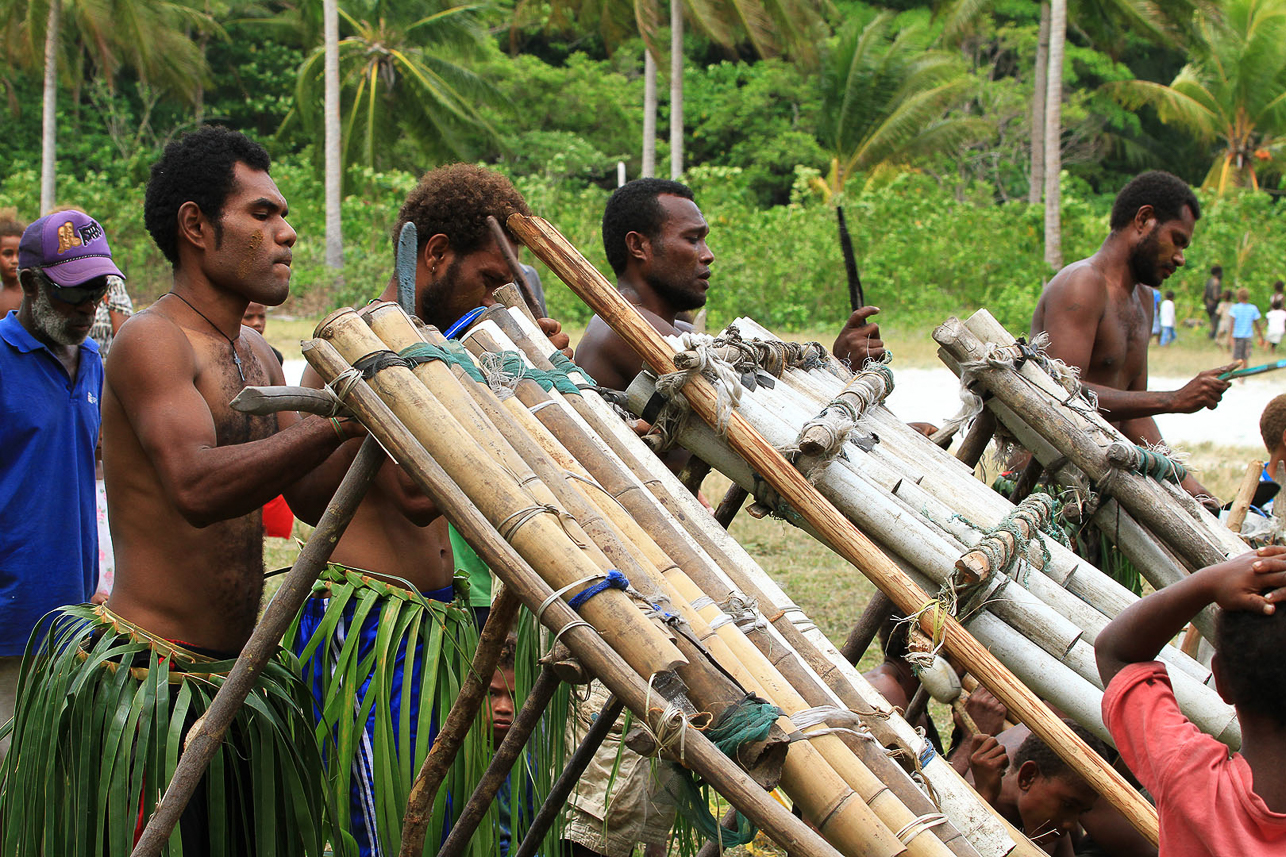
[193,337,277,445]
[1086,292,1149,387]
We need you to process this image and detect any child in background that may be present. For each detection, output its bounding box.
[242,301,295,538]
[966,721,1106,856]
[1266,294,1285,353]
[1159,290,1176,346]
[1228,287,1265,366]
[1216,289,1235,346]
[1097,547,1286,855]
[488,634,519,857]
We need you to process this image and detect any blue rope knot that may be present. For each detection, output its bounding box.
[568,570,629,611]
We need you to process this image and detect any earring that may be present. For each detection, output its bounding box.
[431,265,437,275]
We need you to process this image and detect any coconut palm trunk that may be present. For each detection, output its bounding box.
[643,48,657,177]
[1043,0,1066,269]
[323,0,343,270]
[40,0,60,213]
[1028,1,1049,204]
[669,0,683,179]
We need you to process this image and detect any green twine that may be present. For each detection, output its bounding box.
[1131,446,1188,484]
[547,350,597,386]
[669,696,781,848]
[488,353,582,397]
[397,341,487,384]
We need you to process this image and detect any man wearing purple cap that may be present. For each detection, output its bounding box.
[0,209,122,768]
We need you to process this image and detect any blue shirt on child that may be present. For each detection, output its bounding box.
[0,311,102,656]
[1231,302,1261,339]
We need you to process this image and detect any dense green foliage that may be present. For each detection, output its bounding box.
[4,0,1286,334]
[7,156,1285,334]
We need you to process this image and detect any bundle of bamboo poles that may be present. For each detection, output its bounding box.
[620,319,1237,749]
[508,212,1165,846]
[301,301,1050,857]
[933,311,1247,597]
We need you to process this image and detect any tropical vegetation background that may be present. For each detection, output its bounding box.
[4,0,1286,333]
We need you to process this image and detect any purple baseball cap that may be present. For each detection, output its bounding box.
[18,210,125,287]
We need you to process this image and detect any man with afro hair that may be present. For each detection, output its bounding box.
[288,163,572,857]
[1032,171,1236,505]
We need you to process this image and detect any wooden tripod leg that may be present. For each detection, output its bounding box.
[130,435,386,857]
[713,484,750,530]
[436,665,562,857]
[511,692,626,857]
[839,591,895,666]
[399,586,522,857]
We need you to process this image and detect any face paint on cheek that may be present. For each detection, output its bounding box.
[237,232,264,281]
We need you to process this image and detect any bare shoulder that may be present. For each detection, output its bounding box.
[106,308,197,390]
[1034,259,1109,332]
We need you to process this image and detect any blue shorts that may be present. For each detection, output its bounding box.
[294,582,456,857]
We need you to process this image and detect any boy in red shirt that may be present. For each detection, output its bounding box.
[1097,546,1286,855]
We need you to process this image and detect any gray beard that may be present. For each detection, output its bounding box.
[32,285,88,346]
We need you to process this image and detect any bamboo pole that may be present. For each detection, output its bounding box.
[131,436,386,857]
[841,592,896,666]
[481,312,1036,857]
[510,213,1160,845]
[302,338,850,857]
[1227,460,1263,535]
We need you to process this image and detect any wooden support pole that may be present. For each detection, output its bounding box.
[954,411,996,470]
[511,213,1160,845]
[840,591,895,666]
[1226,460,1263,535]
[131,436,386,857]
[303,338,850,857]
[436,665,562,857]
[714,483,750,529]
[511,694,626,857]
[400,587,521,857]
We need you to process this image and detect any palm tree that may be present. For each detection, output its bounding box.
[323,0,341,269]
[1043,0,1065,267]
[291,0,498,172]
[814,13,984,196]
[1,0,209,210]
[1112,0,1286,193]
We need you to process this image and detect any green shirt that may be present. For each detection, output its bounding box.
[449,523,492,607]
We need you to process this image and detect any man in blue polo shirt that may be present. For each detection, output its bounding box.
[0,209,122,766]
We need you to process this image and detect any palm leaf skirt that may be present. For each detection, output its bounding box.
[0,603,331,857]
[287,565,489,856]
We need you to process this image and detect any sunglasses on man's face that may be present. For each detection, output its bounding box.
[47,276,110,307]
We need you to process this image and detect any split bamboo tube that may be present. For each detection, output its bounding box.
[480,311,1037,857]
[510,212,1161,845]
[364,309,923,857]
[314,308,684,680]
[301,339,846,857]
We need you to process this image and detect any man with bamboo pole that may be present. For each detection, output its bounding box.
[1031,171,1234,503]
[0,127,355,855]
[288,163,573,857]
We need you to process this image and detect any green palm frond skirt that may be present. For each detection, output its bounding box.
[287,564,489,857]
[0,603,332,857]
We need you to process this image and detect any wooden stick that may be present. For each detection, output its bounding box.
[953,407,996,469]
[839,591,895,666]
[436,664,562,857]
[488,214,545,318]
[510,213,1161,845]
[1226,459,1263,535]
[303,339,848,857]
[511,693,626,857]
[713,483,749,529]
[399,586,521,857]
[131,436,386,857]
[1008,456,1044,505]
